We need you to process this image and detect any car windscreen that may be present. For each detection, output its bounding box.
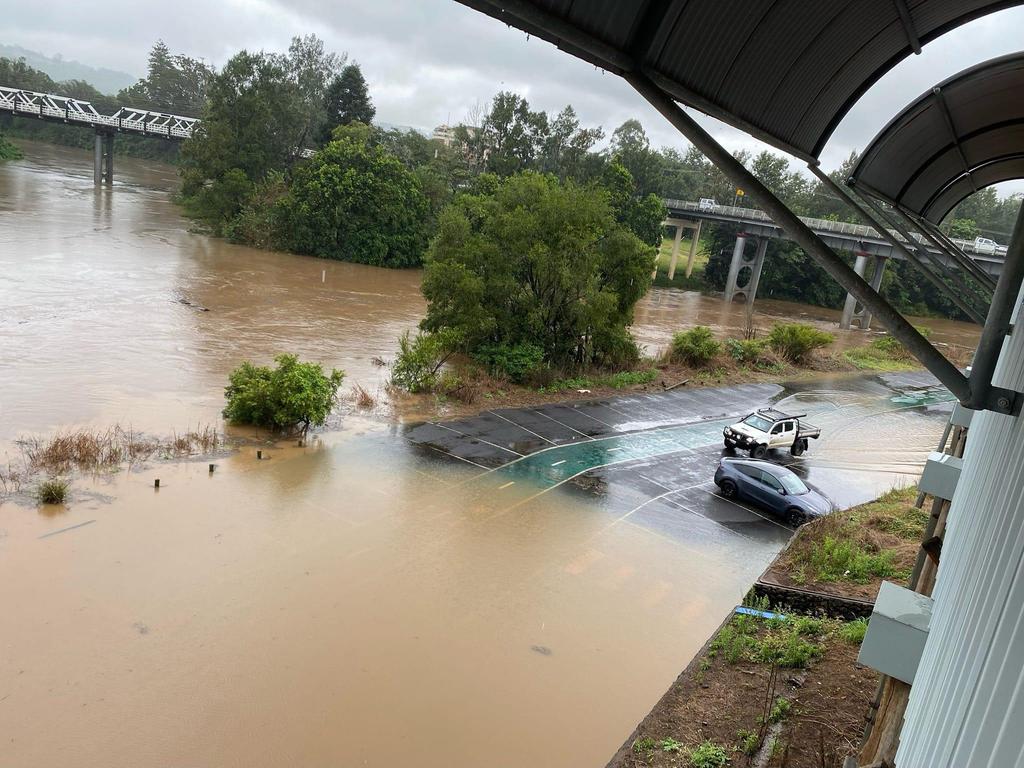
[742,414,773,432]
[779,474,808,495]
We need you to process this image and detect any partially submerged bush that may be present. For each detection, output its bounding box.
[670,326,721,367]
[391,329,460,393]
[767,323,834,364]
[223,354,344,431]
[36,477,69,505]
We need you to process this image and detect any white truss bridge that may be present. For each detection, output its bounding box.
[0,86,198,139]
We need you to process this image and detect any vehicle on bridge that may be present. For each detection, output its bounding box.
[723,408,820,458]
[972,236,1008,256]
[713,457,833,526]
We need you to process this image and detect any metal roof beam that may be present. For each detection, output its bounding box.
[933,87,976,193]
[893,0,922,54]
[902,208,998,293]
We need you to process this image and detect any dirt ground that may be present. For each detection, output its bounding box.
[608,614,877,768]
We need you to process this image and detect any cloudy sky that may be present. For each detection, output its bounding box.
[6,0,1024,190]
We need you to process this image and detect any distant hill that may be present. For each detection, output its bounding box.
[0,44,138,95]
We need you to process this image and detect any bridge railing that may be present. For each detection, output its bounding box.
[0,86,196,139]
[663,198,987,257]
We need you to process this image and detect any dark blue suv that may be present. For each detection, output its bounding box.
[713,457,833,526]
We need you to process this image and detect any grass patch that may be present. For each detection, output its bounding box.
[839,618,869,645]
[843,345,919,372]
[36,477,69,505]
[541,368,657,393]
[771,486,923,596]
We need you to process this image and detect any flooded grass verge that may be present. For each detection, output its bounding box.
[0,424,224,497]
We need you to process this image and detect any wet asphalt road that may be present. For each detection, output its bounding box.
[405,372,953,553]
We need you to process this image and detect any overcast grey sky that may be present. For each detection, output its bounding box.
[5,0,1024,192]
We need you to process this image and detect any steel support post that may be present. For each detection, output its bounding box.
[808,165,987,325]
[890,204,991,303]
[667,221,684,281]
[851,189,987,325]
[685,219,702,278]
[625,71,972,405]
[905,210,997,292]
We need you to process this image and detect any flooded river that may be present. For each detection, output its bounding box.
[0,143,974,767]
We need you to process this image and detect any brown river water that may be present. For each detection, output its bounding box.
[0,142,979,767]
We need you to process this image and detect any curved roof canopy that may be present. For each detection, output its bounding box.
[455,0,1022,162]
[850,53,1024,223]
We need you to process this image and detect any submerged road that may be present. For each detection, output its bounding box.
[406,371,953,553]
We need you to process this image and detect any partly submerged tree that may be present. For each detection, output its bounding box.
[223,354,344,432]
[420,171,654,371]
[318,63,374,145]
[277,122,430,267]
[178,50,305,232]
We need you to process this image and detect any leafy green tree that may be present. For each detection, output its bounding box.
[277,123,430,267]
[319,63,374,144]
[223,353,344,432]
[478,92,548,176]
[540,105,604,180]
[601,158,667,247]
[179,50,304,232]
[609,119,662,195]
[946,218,979,240]
[420,171,654,370]
[118,41,214,116]
[0,130,21,161]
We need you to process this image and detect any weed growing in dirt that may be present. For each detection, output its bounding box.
[632,736,656,755]
[687,740,729,768]
[660,737,683,753]
[810,536,898,583]
[736,729,759,756]
[36,477,69,504]
[769,696,792,723]
[840,618,869,645]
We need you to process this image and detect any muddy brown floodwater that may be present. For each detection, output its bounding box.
[0,142,978,768]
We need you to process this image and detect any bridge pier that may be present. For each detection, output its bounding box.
[93,130,113,186]
[724,234,767,304]
[840,253,887,329]
[655,218,703,281]
[684,219,702,278]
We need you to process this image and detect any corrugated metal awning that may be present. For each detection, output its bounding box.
[455,0,1023,162]
[850,53,1024,223]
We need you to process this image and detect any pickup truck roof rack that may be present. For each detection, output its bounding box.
[755,408,807,421]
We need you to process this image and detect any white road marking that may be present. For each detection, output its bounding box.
[498,481,515,489]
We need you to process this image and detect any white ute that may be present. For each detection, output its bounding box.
[723,408,821,458]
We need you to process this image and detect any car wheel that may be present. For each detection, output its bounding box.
[786,508,805,526]
[790,440,804,457]
[720,479,738,499]
[750,444,767,459]
[723,441,735,453]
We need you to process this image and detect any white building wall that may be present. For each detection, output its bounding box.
[898,286,1024,768]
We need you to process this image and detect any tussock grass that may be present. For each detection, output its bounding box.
[36,477,69,504]
[352,384,377,409]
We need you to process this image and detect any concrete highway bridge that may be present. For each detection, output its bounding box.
[660,199,1001,328]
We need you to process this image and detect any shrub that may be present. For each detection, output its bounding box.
[840,618,869,645]
[670,326,721,367]
[223,354,344,431]
[606,369,657,388]
[688,740,729,768]
[767,323,834,364]
[391,330,461,393]
[36,477,69,504]
[473,342,544,383]
[726,337,767,364]
[753,630,822,668]
[661,737,683,753]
